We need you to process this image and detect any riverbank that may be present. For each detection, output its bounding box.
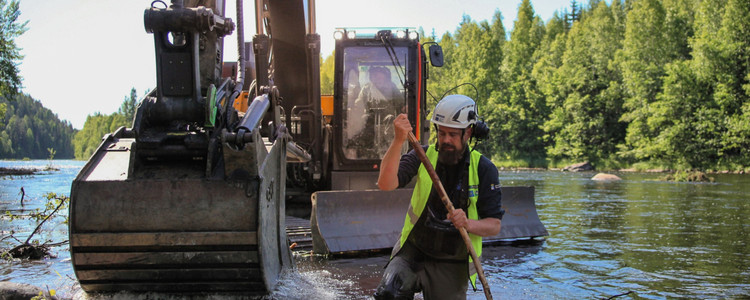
[0,166,59,176]
[495,160,748,175]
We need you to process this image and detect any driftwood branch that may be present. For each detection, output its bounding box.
[24,197,66,245]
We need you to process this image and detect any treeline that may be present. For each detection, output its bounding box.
[325,0,750,171]
[72,88,137,159]
[432,0,749,171]
[0,94,77,159]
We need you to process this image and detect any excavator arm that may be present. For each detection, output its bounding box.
[68,0,311,294]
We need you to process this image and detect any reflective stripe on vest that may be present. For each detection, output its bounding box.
[394,145,483,288]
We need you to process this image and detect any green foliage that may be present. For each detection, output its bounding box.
[612,0,750,170]
[72,88,137,159]
[118,87,138,124]
[0,94,77,159]
[660,171,715,182]
[0,0,27,97]
[486,0,548,164]
[320,52,335,95]
[543,1,626,164]
[72,112,128,160]
[331,0,749,171]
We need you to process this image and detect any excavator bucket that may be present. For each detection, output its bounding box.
[310,186,548,255]
[69,129,292,293]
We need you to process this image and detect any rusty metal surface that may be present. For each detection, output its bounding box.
[310,187,548,255]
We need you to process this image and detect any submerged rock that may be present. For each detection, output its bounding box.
[661,171,715,182]
[563,162,594,172]
[591,173,622,181]
[0,282,57,300]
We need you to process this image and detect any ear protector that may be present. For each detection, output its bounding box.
[468,108,489,141]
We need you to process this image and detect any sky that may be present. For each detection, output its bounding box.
[16,0,571,129]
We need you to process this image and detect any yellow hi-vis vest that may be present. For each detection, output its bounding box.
[394,145,483,289]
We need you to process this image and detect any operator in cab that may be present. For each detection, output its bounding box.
[374,95,504,299]
[348,66,404,158]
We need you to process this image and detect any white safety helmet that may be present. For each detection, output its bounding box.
[430,94,477,129]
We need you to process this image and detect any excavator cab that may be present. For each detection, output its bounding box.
[329,28,429,190]
[309,28,443,254]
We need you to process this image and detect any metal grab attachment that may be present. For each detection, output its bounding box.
[144,2,234,36]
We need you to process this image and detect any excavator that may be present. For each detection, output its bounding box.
[68,0,547,294]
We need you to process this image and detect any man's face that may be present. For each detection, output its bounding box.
[370,71,388,89]
[436,125,470,165]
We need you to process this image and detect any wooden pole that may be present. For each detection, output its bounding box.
[406,132,493,300]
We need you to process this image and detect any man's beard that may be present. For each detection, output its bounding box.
[437,142,465,165]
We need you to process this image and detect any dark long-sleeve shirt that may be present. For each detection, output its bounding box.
[396,145,504,221]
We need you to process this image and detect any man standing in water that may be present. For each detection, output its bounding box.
[374,95,504,299]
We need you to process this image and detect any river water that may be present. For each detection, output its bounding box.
[1,160,748,299]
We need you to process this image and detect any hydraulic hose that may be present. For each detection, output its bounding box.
[230,0,246,102]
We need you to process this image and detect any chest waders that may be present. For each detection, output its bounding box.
[392,145,483,289]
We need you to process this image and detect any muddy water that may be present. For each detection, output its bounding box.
[1,161,749,299]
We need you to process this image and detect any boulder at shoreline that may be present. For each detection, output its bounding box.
[563,162,594,172]
[0,282,57,300]
[0,167,37,176]
[591,173,622,181]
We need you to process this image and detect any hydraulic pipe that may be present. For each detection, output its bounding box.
[230,0,246,102]
[308,0,315,34]
[237,94,270,133]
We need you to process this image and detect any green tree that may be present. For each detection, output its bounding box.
[653,0,749,170]
[0,0,26,96]
[73,112,129,159]
[425,31,456,111]
[717,0,750,166]
[0,0,28,122]
[439,15,501,98]
[533,12,568,149]
[564,0,581,31]
[0,94,76,159]
[422,14,506,153]
[320,52,335,95]
[543,1,627,166]
[118,88,138,124]
[650,60,715,169]
[618,0,694,162]
[487,0,547,165]
[72,91,136,159]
